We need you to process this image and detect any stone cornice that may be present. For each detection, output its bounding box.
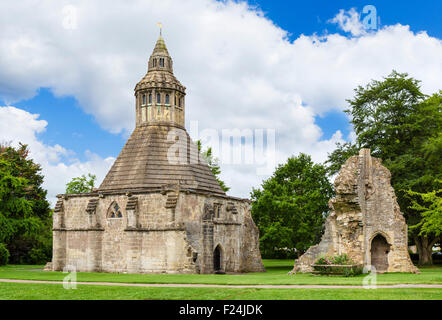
[53,228,105,232]
[56,188,250,204]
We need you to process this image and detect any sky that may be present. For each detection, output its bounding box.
[0,0,441,205]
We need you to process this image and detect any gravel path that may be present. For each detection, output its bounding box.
[1,278,441,289]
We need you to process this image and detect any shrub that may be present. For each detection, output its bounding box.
[313,254,362,277]
[28,248,48,265]
[343,265,363,277]
[315,256,332,265]
[315,254,353,265]
[0,243,10,265]
[332,254,352,265]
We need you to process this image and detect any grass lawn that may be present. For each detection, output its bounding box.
[0,260,441,300]
[0,282,441,300]
[0,260,441,286]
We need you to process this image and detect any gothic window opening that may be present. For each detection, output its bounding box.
[174,96,177,105]
[165,94,170,105]
[142,94,146,106]
[108,202,123,219]
[153,59,157,67]
[157,93,161,104]
[149,93,152,104]
[159,58,164,67]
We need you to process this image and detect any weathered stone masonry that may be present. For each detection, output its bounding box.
[51,35,264,274]
[291,149,418,274]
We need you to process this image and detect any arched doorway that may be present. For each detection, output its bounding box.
[213,245,222,272]
[370,234,390,272]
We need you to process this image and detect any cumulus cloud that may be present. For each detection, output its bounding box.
[0,106,115,205]
[329,8,366,36]
[0,1,441,198]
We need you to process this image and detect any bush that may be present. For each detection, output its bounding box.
[0,243,10,265]
[313,254,362,277]
[332,254,352,265]
[315,256,333,265]
[28,248,48,265]
[315,254,353,266]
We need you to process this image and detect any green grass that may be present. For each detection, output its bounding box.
[0,282,440,300]
[0,260,441,286]
[0,260,441,300]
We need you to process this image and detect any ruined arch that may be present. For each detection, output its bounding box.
[213,244,223,272]
[369,232,391,273]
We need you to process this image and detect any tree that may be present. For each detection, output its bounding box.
[65,173,96,194]
[0,143,52,264]
[325,142,359,176]
[251,154,334,258]
[327,71,441,264]
[196,140,230,192]
[407,181,442,237]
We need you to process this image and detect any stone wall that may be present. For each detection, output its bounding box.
[52,189,264,274]
[291,149,418,274]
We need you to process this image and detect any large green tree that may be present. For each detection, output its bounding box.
[326,71,442,264]
[251,154,334,258]
[0,144,52,264]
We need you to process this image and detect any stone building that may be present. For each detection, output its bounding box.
[51,35,264,274]
[291,149,418,273]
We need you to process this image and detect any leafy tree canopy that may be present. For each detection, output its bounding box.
[65,173,96,194]
[0,143,52,264]
[326,71,442,264]
[407,180,442,238]
[325,142,359,176]
[251,153,334,258]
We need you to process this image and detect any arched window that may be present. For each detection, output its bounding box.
[159,58,164,67]
[178,97,181,107]
[108,202,123,219]
[142,94,146,106]
[148,93,152,104]
[153,59,157,67]
[174,96,177,105]
[165,94,170,105]
[157,93,161,104]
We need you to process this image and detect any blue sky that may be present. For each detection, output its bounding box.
[0,0,441,202]
[6,88,126,161]
[248,0,442,39]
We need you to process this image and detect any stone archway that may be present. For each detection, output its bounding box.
[213,245,222,272]
[370,234,390,272]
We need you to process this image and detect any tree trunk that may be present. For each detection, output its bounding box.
[414,236,439,265]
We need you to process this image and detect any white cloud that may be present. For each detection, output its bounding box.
[329,8,366,36]
[0,106,115,205]
[0,2,441,198]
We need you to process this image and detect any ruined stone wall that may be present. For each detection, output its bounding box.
[52,189,264,274]
[291,149,418,273]
[361,152,417,273]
